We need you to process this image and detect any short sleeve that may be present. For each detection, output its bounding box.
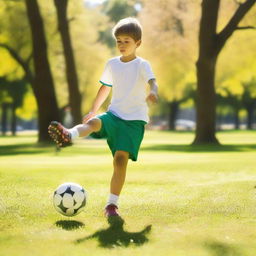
[142,61,155,83]
[99,61,113,87]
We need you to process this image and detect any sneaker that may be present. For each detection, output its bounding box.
[105,204,119,217]
[48,121,72,148]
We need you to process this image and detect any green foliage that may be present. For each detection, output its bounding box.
[0,0,30,77]
[0,77,28,106]
[103,0,138,23]
[0,0,33,119]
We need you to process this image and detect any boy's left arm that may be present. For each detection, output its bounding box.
[146,79,159,104]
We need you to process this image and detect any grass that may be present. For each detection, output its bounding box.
[0,130,256,256]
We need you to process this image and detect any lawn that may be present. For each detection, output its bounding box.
[0,130,256,256]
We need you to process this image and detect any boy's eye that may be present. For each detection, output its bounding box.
[117,40,130,44]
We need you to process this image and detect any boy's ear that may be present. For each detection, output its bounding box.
[136,40,141,47]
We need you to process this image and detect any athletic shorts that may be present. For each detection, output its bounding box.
[90,111,146,161]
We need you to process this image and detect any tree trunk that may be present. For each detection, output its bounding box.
[234,108,240,130]
[25,0,60,142]
[1,103,8,136]
[11,104,17,136]
[194,57,219,144]
[245,104,254,130]
[169,101,179,130]
[193,0,220,144]
[54,0,82,125]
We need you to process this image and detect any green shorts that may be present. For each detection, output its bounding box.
[90,111,146,161]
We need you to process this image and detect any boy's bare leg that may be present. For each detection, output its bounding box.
[71,118,102,138]
[110,150,129,196]
[105,151,129,216]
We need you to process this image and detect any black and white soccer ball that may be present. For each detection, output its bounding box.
[53,182,87,216]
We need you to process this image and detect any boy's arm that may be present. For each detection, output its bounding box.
[83,85,111,123]
[146,79,159,104]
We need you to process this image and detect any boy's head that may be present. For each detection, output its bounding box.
[112,17,142,57]
[112,17,142,42]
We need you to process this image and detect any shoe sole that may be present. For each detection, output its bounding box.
[48,121,72,148]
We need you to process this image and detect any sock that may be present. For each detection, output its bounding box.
[107,193,119,207]
[68,127,79,140]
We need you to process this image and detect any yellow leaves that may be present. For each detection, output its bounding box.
[0,33,8,42]
[221,79,243,96]
[0,48,19,76]
[217,22,256,97]
[238,69,256,85]
[16,93,37,120]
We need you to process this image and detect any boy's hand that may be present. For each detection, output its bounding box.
[146,91,158,104]
[83,112,96,124]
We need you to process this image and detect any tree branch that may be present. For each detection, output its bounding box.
[218,0,256,46]
[235,25,256,30]
[0,43,34,83]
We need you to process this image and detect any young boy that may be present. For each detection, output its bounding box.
[48,17,158,217]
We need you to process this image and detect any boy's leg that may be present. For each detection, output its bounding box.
[105,150,129,217]
[71,118,102,138]
[110,150,129,196]
[48,118,102,147]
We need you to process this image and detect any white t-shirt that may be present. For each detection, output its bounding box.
[99,56,155,123]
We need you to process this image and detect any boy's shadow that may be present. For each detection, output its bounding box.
[76,216,152,248]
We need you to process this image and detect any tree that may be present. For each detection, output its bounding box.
[54,0,82,125]
[193,0,256,144]
[0,77,28,135]
[216,88,242,129]
[25,0,60,142]
[241,78,256,129]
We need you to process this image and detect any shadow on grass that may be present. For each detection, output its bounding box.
[204,241,242,256]
[2,141,255,156]
[75,216,152,248]
[55,220,85,230]
[141,144,256,153]
[0,142,107,156]
[0,143,51,156]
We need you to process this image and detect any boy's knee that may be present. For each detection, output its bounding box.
[114,151,129,165]
[87,118,101,132]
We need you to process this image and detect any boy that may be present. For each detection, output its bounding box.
[48,17,158,217]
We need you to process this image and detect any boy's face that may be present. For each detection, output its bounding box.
[116,34,141,57]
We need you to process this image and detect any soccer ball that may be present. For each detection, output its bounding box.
[53,182,87,216]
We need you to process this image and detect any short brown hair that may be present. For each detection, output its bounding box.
[112,17,142,42]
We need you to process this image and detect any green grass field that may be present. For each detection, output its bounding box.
[0,130,256,256]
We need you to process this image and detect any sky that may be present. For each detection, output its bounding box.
[84,0,106,6]
[84,0,142,11]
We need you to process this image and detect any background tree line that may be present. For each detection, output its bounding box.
[0,0,255,144]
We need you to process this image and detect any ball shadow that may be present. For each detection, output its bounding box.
[75,216,152,248]
[55,220,85,230]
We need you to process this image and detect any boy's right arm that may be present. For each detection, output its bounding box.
[82,85,111,123]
